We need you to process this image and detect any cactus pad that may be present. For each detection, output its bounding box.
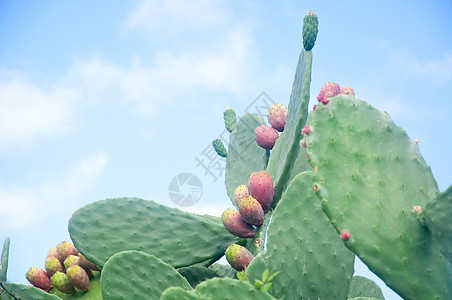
[305,95,451,299]
[178,266,219,288]
[420,185,452,262]
[1,283,61,300]
[225,114,269,205]
[69,197,238,268]
[1,237,10,282]
[100,250,191,300]
[246,171,354,299]
[348,276,384,300]
[266,49,312,207]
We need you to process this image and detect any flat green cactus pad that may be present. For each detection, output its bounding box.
[420,185,452,262]
[100,250,191,300]
[305,95,452,299]
[225,113,268,206]
[1,237,10,282]
[266,49,312,207]
[1,283,61,300]
[160,287,203,300]
[178,266,219,288]
[69,197,238,268]
[348,276,384,300]
[247,171,354,299]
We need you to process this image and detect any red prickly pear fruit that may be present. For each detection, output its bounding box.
[254,125,279,150]
[45,256,65,278]
[25,267,53,291]
[267,103,288,132]
[317,81,340,103]
[225,244,254,271]
[78,253,99,271]
[57,241,78,262]
[340,229,351,239]
[66,265,90,292]
[64,254,81,269]
[221,209,255,238]
[51,271,76,294]
[340,86,355,96]
[233,185,249,207]
[47,247,62,263]
[248,171,274,212]
[238,196,264,226]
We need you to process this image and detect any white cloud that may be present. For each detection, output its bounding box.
[392,52,452,85]
[0,74,77,150]
[0,153,108,230]
[125,0,231,37]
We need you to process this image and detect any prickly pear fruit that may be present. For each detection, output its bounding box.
[51,271,75,294]
[45,256,64,278]
[317,81,340,103]
[248,171,274,212]
[222,209,255,238]
[66,265,90,292]
[78,253,99,271]
[47,247,61,262]
[25,267,53,291]
[238,196,265,226]
[224,106,237,132]
[267,103,288,132]
[254,125,279,150]
[233,185,249,207]
[57,241,78,262]
[212,138,227,158]
[302,10,319,51]
[339,86,355,96]
[64,254,80,269]
[225,244,254,271]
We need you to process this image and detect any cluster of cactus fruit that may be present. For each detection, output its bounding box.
[1,9,452,300]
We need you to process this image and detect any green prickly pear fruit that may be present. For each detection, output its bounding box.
[45,256,64,278]
[212,138,227,157]
[254,125,279,150]
[248,171,274,212]
[267,103,287,132]
[25,267,53,292]
[302,10,319,51]
[64,254,80,269]
[238,196,264,226]
[224,106,237,132]
[233,185,249,207]
[225,244,254,271]
[221,208,255,238]
[57,241,78,262]
[66,265,90,292]
[78,253,99,271]
[51,271,76,294]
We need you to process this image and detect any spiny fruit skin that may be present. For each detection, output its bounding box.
[51,271,75,294]
[47,247,61,263]
[233,185,249,207]
[64,254,81,269]
[254,125,279,150]
[302,10,319,51]
[78,253,99,271]
[57,241,78,262]
[225,244,254,271]
[248,171,274,212]
[267,103,288,132]
[238,196,265,226]
[212,138,227,158]
[340,86,355,96]
[221,208,255,238]
[317,81,340,103]
[25,267,53,292]
[66,265,90,292]
[45,256,65,278]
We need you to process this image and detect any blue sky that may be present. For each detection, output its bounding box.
[1,1,451,299]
